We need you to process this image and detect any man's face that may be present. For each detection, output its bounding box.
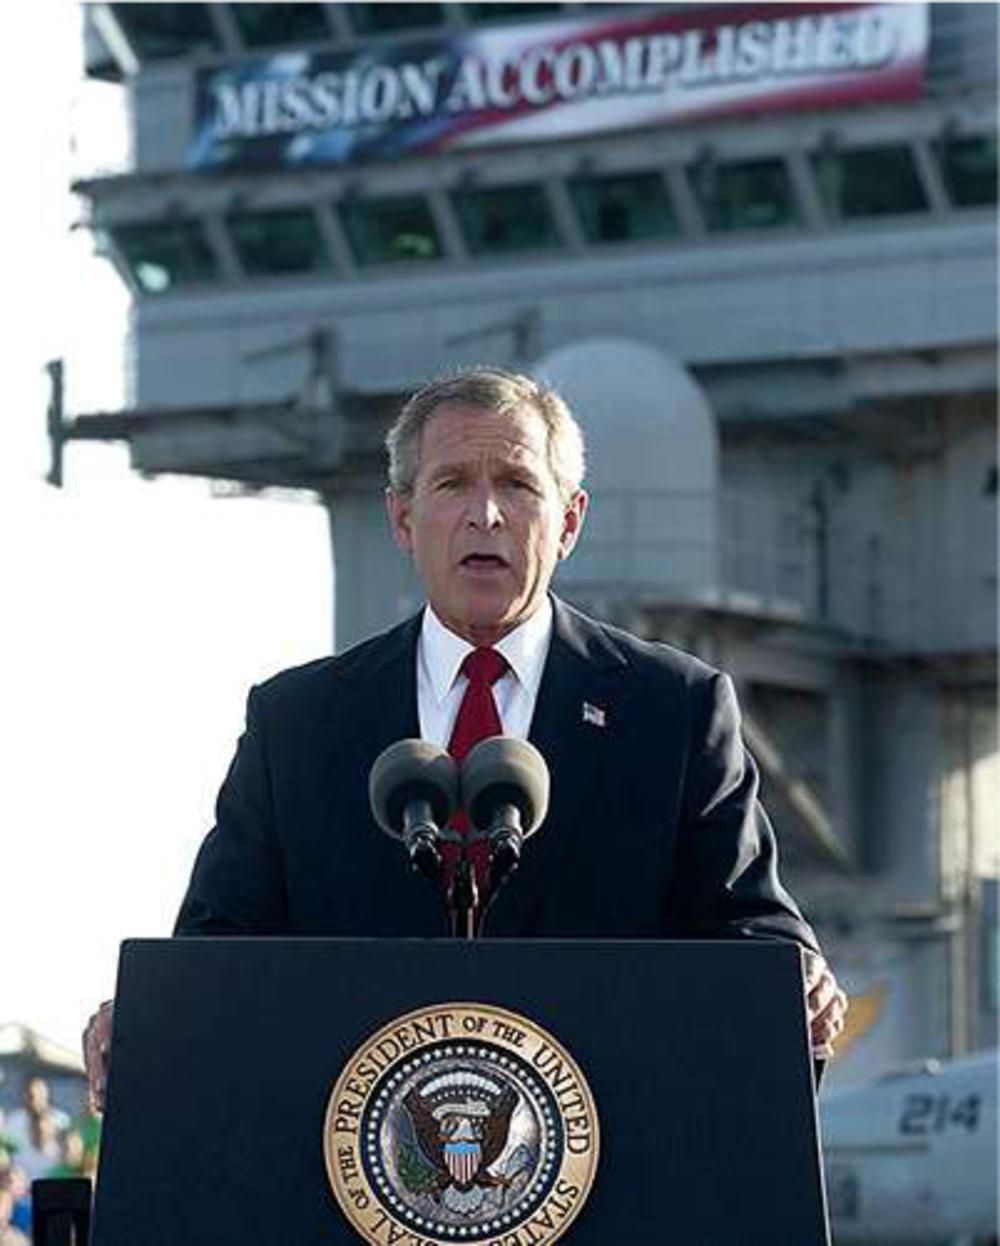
[26,1078,48,1112]
[387,403,587,645]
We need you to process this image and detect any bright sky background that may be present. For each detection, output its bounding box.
[1,7,332,1054]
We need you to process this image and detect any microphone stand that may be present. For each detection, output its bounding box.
[446,813,526,939]
[435,825,480,939]
[448,852,479,941]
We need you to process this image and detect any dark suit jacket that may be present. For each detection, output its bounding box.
[175,596,819,951]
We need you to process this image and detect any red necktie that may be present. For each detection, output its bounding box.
[444,647,508,902]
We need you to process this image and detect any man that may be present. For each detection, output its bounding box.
[3,1078,69,1184]
[85,366,846,1106]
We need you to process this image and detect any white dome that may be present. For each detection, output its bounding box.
[535,338,720,598]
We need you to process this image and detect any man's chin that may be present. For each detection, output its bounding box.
[444,591,527,643]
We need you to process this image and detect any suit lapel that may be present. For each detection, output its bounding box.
[340,613,422,751]
[335,613,453,931]
[484,596,627,934]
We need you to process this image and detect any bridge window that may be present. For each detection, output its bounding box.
[340,196,443,265]
[940,134,998,207]
[228,207,329,276]
[695,158,798,232]
[452,184,561,256]
[112,220,221,294]
[347,4,444,33]
[229,4,332,47]
[111,4,221,60]
[569,171,678,244]
[814,145,928,219]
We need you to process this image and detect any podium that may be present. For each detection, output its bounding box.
[91,938,829,1245]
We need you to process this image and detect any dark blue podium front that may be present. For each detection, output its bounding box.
[92,938,829,1246]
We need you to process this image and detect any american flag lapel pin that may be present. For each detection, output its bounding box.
[582,701,607,728]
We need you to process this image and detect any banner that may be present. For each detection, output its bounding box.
[187,3,929,170]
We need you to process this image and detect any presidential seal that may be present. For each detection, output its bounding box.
[324,1004,599,1246]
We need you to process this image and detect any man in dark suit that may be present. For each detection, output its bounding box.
[85,366,846,1104]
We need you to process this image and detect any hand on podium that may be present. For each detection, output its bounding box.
[82,1000,114,1115]
[804,951,848,1059]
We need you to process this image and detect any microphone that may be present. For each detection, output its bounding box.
[459,737,549,881]
[369,740,458,881]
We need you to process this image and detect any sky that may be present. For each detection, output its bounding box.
[1,7,332,1053]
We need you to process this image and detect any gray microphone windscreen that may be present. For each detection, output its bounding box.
[460,736,549,836]
[369,739,458,838]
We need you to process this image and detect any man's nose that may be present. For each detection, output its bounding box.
[466,481,502,528]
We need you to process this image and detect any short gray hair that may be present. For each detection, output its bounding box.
[385,366,585,502]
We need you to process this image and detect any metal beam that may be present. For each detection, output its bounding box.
[742,712,856,872]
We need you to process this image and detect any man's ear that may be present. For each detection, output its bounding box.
[385,487,413,554]
[557,489,588,561]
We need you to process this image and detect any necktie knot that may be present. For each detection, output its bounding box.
[461,647,508,688]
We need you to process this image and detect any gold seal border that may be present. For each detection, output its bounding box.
[324,1001,601,1246]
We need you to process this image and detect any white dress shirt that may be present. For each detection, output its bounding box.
[417,599,554,748]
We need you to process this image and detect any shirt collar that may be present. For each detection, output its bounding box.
[420,598,554,704]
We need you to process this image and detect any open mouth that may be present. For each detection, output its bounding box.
[460,553,509,569]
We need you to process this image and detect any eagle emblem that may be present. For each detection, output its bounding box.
[325,1005,600,1245]
[401,1071,519,1198]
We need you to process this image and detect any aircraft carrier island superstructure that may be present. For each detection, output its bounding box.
[64,2,997,1087]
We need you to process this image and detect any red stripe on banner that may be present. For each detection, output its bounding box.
[671,58,925,126]
[412,4,925,154]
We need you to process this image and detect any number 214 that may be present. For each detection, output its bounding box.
[899,1093,980,1134]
